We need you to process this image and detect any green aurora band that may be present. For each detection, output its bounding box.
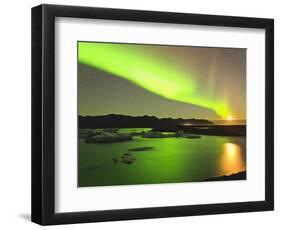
[78,42,230,118]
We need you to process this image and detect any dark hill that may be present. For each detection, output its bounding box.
[79,114,212,129]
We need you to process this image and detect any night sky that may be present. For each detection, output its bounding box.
[78,42,246,120]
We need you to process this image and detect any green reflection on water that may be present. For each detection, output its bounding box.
[78,131,246,187]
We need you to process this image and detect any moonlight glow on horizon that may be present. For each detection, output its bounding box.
[78,42,231,118]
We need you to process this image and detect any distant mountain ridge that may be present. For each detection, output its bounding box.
[79,114,212,129]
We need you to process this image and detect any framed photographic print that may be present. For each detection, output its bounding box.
[31,4,274,225]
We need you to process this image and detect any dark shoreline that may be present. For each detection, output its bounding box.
[79,171,247,187]
[203,171,246,181]
[79,114,212,129]
[154,125,246,136]
[79,114,246,136]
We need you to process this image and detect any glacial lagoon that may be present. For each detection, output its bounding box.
[78,128,246,187]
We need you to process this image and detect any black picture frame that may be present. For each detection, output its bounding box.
[31,4,274,225]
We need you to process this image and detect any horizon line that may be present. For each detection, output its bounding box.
[78,113,246,121]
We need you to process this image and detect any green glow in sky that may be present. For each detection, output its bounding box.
[78,42,230,118]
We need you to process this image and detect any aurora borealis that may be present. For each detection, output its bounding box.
[78,42,246,120]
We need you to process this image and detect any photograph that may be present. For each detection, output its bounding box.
[77,41,247,187]
[30,3,274,225]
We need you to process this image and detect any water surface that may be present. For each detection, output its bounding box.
[78,129,246,187]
